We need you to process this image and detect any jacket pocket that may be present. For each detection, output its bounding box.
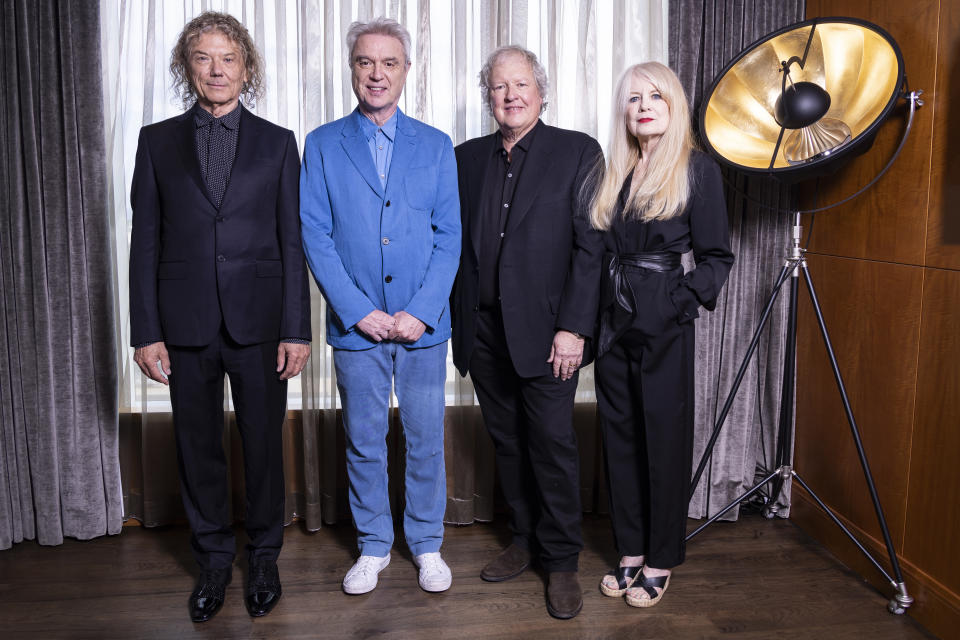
[405,167,436,211]
[256,259,283,277]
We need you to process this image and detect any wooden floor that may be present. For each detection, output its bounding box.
[0,513,934,639]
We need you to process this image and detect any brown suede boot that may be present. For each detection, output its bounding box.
[480,544,531,582]
[547,571,583,619]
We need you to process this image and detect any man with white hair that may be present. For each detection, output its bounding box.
[300,17,461,595]
[451,45,603,619]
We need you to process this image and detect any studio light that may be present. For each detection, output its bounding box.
[688,16,923,617]
[700,17,905,181]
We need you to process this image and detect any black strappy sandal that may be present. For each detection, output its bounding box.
[625,572,671,608]
[599,564,644,597]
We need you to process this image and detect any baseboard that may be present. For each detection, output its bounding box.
[792,488,960,640]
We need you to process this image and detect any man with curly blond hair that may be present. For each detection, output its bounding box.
[129,11,311,622]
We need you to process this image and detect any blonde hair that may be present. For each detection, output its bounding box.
[590,62,694,230]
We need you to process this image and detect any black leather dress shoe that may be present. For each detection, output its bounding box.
[246,560,282,617]
[189,567,231,623]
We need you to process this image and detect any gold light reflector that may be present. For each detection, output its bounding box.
[700,18,904,179]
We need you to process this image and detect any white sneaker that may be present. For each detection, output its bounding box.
[414,552,452,592]
[342,554,390,595]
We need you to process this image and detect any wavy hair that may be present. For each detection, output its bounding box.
[169,12,264,109]
[478,45,549,114]
[589,62,693,230]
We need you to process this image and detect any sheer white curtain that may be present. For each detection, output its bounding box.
[100,0,668,527]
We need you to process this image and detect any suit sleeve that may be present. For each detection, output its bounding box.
[277,130,312,340]
[299,133,378,332]
[128,128,164,347]
[556,137,605,338]
[668,155,735,322]
[403,136,462,330]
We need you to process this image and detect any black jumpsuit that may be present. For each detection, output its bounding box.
[595,151,734,568]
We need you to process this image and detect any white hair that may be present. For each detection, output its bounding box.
[346,17,412,64]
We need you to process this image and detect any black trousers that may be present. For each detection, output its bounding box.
[167,326,287,570]
[469,310,582,572]
[594,323,695,569]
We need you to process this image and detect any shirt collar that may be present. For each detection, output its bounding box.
[193,102,242,130]
[495,119,541,156]
[355,108,399,142]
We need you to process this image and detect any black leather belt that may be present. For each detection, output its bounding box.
[597,251,681,357]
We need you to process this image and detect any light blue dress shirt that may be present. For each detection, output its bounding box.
[356,110,397,189]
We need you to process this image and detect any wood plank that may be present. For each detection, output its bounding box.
[795,255,922,547]
[925,0,960,269]
[802,0,938,265]
[792,490,960,640]
[904,268,960,597]
[0,515,934,639]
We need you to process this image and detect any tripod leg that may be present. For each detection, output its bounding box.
[689,263,795,502]
[686,468,782,541]
[799,262,911,606]
[765,267,800,516]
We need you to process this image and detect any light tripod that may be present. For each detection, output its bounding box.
[684,210,913,615]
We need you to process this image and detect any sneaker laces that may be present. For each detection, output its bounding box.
[418,553,445,577]
[351,556,383,578]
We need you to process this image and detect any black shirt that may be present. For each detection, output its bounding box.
[193,102,241,208]
[478,121,541,309]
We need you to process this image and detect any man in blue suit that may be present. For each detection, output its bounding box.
[300,17,461,595]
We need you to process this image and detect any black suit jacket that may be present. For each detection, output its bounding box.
[129,105,311,347]
[452,122,603,378]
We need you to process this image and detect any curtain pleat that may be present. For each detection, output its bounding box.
[671,0,804,519]
[0,0,122,550]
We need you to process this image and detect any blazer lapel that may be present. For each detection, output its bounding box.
[505,122,557,235]
[340,113,385,198]
[469,135,498,263]
[174,111,216,210]
[218,106,257,213]
[385,110,418,196]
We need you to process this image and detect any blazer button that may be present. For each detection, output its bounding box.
[217,255,225,262]
[216,216,224,222]
[384,275,392,283]
[385,200,391,207]
[473,305,479,312]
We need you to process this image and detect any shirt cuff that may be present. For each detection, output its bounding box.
[280,338,311,345]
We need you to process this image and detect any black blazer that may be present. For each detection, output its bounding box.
[452,122,604,378]
[129,106,311,347]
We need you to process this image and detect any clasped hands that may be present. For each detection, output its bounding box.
[356,309,426,343]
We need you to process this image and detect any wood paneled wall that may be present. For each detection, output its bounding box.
[795,2,960,638]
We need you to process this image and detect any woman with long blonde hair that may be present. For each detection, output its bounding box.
[592,62,734,607]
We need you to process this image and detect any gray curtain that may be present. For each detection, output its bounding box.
[670,0,804,519]
[0,0,122,549]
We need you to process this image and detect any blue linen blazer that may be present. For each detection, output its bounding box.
[300,108,461,350]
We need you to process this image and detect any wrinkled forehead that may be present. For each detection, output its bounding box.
[491,53,536,81]
[189,28,243,57]
[352,33,407,60]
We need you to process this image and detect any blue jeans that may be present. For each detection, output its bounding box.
[333,341,447,557]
